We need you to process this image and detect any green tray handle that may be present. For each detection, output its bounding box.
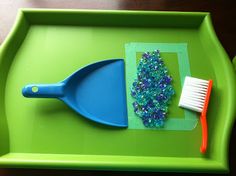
[233,56,236,120]
[233,56,236,72]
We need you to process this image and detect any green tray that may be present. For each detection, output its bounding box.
[0,9,235,173]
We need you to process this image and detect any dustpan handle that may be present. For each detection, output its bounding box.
[22,83,64,98]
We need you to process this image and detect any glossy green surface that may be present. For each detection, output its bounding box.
[126,43,197,130]
[0,9,235,172]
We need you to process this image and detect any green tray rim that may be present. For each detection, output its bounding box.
[0,9,235,173]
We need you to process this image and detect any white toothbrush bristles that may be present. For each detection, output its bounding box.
[179,76,210,113]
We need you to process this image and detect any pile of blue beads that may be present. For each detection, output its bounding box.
[131,50,175,128]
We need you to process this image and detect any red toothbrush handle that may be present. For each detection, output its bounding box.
[200,115,207,153]
[200,80,212,154]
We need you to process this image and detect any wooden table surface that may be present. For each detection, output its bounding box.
[0,0,235,175]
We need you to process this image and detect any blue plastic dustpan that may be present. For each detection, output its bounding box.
[22,59,128,127]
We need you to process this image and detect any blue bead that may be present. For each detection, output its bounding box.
[131,50,175,128]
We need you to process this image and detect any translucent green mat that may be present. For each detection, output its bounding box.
[125,43,198,130]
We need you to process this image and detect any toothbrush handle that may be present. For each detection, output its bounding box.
[22,83,64,98]
[200,115,207,153]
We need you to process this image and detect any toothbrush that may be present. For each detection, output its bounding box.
[179,76,213,153]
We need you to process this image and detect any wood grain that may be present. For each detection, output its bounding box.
[0,0,235,58]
